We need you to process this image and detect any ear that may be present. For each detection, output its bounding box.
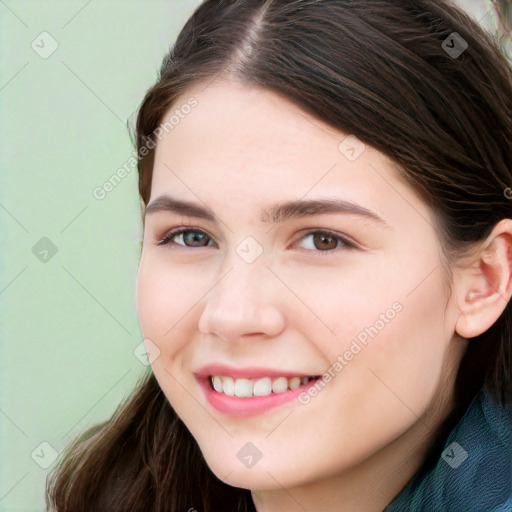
[455,219,512,339]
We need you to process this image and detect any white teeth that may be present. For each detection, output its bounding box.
[212,375,223,393]
[289,377,301,390]
[210,375,316,397]
[253,377,272,396]
[223,376,235,396]
[272,376,288,393]
[234,378,253,397]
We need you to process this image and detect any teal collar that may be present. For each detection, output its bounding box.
[384,389,512,511]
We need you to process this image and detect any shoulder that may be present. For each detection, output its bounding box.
[385,389,512,512]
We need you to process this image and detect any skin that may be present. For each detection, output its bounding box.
[135,78,512,511]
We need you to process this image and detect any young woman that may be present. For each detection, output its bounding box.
[46,1,512,510]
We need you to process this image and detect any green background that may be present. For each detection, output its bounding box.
[0,1,200,510]
[0,1,508,510]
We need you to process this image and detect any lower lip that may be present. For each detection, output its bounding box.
[197,377,320,416]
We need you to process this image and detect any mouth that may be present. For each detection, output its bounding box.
[209,375,320,397]
[195,365,322,416]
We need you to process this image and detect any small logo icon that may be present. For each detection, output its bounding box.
[31,32,59,59]
[442,32,468,59]
[236,236,263,264]
[441,441,468,468]
[237,442,263,468]
[32,237,58,263]
[31,441,58,469]
[338,134,366,161]
[133,338,161,366]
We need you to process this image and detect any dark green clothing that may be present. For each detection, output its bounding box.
[384,389,512,511]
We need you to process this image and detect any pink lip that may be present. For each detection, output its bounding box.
[195,364,314,380]
[195,364,321,416]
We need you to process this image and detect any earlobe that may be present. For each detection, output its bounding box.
[454,219,512,339]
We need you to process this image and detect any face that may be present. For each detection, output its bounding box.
[136,79,465,491]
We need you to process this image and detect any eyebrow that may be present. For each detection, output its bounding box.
[145,194,390,228]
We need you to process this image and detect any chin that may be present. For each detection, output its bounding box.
[200,447,316,491]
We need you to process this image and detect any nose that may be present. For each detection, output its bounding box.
[197,259,286,343]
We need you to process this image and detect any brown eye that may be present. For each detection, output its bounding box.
[297,230,357,253]
[312,232,339,251]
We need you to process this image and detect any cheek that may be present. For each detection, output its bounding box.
[135,255,207,355]
[292,258,450,404]
[135,256,206,410]
[136,260,169,339]
[276,260,407,362]
[273,258,386,328]
[331,273,450,425]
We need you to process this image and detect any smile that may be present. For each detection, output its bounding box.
[195,365,322,416]
[210,375,318,397]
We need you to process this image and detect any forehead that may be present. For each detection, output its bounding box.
[153,79,344,176]
[149,79,426,226]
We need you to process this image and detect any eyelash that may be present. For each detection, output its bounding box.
[155,227,358,254]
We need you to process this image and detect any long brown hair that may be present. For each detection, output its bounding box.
[46,1,512,510]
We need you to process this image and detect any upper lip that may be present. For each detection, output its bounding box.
[195,363,318,380]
